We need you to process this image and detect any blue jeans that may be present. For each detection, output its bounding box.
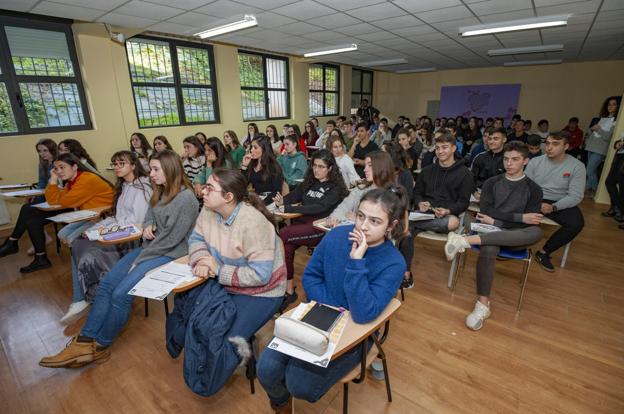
[257,339,369,407]
[586,151,606,190]
[71,254,85,303]
[80,248,171,346]
[58,221,93,245]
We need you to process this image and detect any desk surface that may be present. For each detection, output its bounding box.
[97,227,142,245]
[274,211,303,219]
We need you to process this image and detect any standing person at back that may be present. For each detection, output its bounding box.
[348,121,379,178]
[355,99,379,127]
[525,132,586,272]
[585,96,620,197]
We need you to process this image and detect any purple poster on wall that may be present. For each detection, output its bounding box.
[438,84,521,123]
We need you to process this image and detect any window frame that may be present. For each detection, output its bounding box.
[238,50,290,121]
[308,63,340,117]
[0,12,92,137]
[124,35,220,129]
[351,68,374,110]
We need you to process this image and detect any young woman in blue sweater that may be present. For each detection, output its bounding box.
[257,186,407,413]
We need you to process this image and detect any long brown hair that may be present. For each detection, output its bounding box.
[359,150,395,188]
[211,168,277,230]
[106,151,150,218]
[360,185,409,240]
[59,138,97,170]
[36,138,57,181]
[149,150,192,206]
[225,130,241,151]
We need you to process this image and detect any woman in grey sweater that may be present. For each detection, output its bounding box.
[40,150,199,369]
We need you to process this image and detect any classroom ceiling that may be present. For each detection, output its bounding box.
[2,0,624,71]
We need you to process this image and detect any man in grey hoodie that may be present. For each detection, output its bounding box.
[525,132,586,271]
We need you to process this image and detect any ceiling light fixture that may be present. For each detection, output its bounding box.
[503,59,563,67]
[488,44,564,56]
[395,67,437,73]
[303,44,358,57]
[195,15,257,38]
[459,14,569,37]
[360,58,408,67]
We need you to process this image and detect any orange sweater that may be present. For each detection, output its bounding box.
[45,172,114,210]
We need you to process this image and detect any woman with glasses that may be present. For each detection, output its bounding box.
[272,150,348,311]
[40,150,199,368]
[59,151,153,325]
[0,153,114,273]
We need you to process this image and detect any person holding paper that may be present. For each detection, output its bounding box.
[257,186,407,413]
[444,142,544,331]
[39,150,198,368]
[59,150,153,325]
[585,96,620,196]
[0,153,113,273]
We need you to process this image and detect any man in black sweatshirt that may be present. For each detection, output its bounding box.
[471,127,507,190]
[444,142,543,331]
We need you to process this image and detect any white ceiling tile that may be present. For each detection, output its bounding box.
[114,1,185,20]
[148,21,195,35]
[303,30,346,41]
[277,21,322,35]
[595,9,624,21]
[568,12,598,24]
[97,12,159,27]
[391,0,462,13]
[235,0,299,9]
[30,2,105,21]
[468,0,533,16]
[434,17,480,33]
[314,0,387,11]
[169,12,221,26]
[307,13,360,29]
[417,5,473,23]
[0,0,38,12]
[374,38,418,48]
[534,0,589,6]
[336,23,381,36]
[195,0,262,18]
[390,25,438,36]
[355,31,400,42]
[145,0,214,8]
[537,0,601,16]
[271,0,335,19]
[255,11,296,27]
[602,0,624,11]
[52,0,127,10]
[346,2,405,22]
[478,9,536,23]
[496,31,543,47]
[371,14,423,29]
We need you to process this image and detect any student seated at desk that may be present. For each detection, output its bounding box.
[61,151,152,325]
[241,136,285,205]
[277,135,308,190]
[129,133,153,172]
[444,142,544,330]
[39,150,198,368]
[192,137,233,196]
[165,168,286,396]
[153,135,173,153]
[182,136,206,182]
[273,150,348,311]
[223,130,245,168]
[348,121,379,178]
[526,134,543,159]
[328,134,360,188]
[471,126,506,192]
[33,138,58,204]
[257,186,407,413]
[0,154,113,273]
[58,139,98,173]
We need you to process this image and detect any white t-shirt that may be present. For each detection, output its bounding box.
[335,154,360,188]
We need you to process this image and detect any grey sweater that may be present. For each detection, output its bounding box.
[135,187,199,265]
[525,154,586,211]
[329,185,374,222]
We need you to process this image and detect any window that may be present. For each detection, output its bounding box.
[309,63,339,117]
[238,51,289,121]
[0,14,91,136]
[125,36,219,128]
[351,68,373,110]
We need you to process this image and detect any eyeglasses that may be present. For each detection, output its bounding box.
[204,184,227,194]
[109,162,128,169]
[99,225,132,235]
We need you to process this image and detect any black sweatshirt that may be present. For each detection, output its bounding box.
[283,180,345,218]
[246,168,283,205]
[471,150,505,189]
[480,174,543,229]
[412,158,474,215]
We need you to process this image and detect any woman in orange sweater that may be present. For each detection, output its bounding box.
[0,153,113,273]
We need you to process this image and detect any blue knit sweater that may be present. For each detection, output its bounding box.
[302,225,406,324]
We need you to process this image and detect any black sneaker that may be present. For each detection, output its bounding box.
[0,238,19,258]
[19,254,52,273]
[279,290,299,313]
[401,273,414,289]
[534,251,555,272]
[601,207,617,217]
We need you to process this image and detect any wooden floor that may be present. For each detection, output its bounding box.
[1,200,623,414]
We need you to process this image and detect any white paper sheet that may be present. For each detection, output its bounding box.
[470,222,501,233]
[129,262,198,300]
[3,189,45,197]
[267,302,349,368]
[47,210,99,223]
[0,184,30,190]
[409,211,435,221]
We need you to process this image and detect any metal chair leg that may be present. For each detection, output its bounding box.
[343,383,349,414]
[517,254,532,312]
[53,223,61,254]
[163,296,169,315]
[144,298,149,317]
[372,333,392,403]
[561,243,570,268]
[451,251,465,292]
[400,286,405,301]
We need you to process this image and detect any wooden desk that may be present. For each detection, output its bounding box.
[35,203,65,211]
[313,218,331,232]
[47,205,111,224]
[96,224,142,245]
[2,188,44,198]
[273,211,303,220]
[0,184,31,191]
[145,255,206,293]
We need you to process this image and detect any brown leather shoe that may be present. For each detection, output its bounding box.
[39,336,109,368]
[271,397,293,414]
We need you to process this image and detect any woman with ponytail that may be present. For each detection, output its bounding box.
[257,185,408,412]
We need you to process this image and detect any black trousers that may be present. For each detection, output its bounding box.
[605,153,624,211]
[542,202,584,255]
[10,204,69,254]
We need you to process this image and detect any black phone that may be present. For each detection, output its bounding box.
[301,303,342,332]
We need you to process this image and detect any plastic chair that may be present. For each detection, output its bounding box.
[540,217,571,268]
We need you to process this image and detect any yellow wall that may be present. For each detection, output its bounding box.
[374,60,624,129]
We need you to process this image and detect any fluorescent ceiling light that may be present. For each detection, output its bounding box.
[303,44,358,57]
[488,44,564,56]
[395,67,437,73]
[503,59,562,67]
[460,14,569,37]
[360,58,408,67]
[195,15,257,38]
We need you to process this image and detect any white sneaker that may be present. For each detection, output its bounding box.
[444,232,469,261]
[465,301,491,331]
[27,231,53,256]
[60,300,90,325]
